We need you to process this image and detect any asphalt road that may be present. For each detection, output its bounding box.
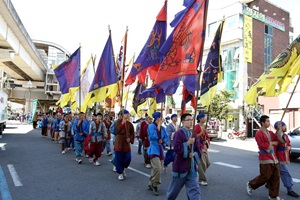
[0,122,299,200]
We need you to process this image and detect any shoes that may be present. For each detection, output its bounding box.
[113,166,116,172]
[67,147,72,150]
[148,185,153,191]
[199,181,208,186]
[118,174,124,181]
[107,152,113,156]
[123,169,127,177]
[153,187,159,196]
[101,152,104,155]
[145,164,151,169]
[94,161,100,166]
[85,154,89,158]
[163,166,167,172]
[288,191,300,198]
[75,158,82,164]
[268,196,283,200]
[138,152,142,155]
[89,158,93,163]
[61,150,66,154]
[247,182,252,196]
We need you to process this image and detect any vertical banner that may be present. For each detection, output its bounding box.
[28,99,38,124]
[244,15,253,63]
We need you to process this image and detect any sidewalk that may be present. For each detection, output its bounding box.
[211,131,258,153]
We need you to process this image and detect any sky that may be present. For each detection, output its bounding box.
[9,0,300,68]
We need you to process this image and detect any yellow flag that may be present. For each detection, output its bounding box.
[244,35,300,105]
[147,98,157,117]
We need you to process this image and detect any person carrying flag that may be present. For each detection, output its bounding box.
[147,112,168,196]
[166,113,201,200]
[114,110,135,180]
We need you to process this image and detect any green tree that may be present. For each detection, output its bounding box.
[208,90,232,121]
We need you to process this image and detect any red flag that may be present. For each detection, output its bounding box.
[181,85,196,114]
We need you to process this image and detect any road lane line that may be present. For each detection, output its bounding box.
[208,149,219,153]
[7,165,23,187]
[1,146,5,151]
[128,167,150,178]
[293,178,300,183]
[213,162,242,169]
[0,166,12,200]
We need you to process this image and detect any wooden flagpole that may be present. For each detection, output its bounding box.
[120,26,128,111]
[191,0,210,138]
[280,75,300,122]
[124,53,135,110]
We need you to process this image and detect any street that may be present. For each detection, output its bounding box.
[0,122,299,200]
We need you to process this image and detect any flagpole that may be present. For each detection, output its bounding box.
[280,75,300,122]
[120,26,129,111]
[109,25,122,116]
[192,0,210,138]
[79,44,81,113]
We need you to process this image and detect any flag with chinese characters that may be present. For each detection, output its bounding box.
[53,47,80,107]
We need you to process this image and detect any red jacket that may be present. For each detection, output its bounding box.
[194,124,210,151]
[275,133,291,164]
[139,121,150,148]
[255,129,278,164]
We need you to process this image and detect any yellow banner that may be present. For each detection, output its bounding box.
[244,15,253,63]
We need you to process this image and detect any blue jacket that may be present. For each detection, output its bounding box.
[166,123,178,148]
[147,123,168,156]
[42,116,49,127]
[54,118,63,131]
[73,119,89,141]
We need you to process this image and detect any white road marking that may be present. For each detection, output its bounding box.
[7,165,23,187]
[208,149,219,153]
[213,162,242,169]
[128,167,150,178]
[0,143,6,151]
[293,178,300,183]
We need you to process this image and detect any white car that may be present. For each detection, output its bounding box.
[287,127,300,159]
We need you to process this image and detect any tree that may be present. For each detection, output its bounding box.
[208,90,232,121]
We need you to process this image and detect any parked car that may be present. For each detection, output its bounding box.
[287,127,300,159]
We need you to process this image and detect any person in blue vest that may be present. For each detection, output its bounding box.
[41,113,49,137]
[54,113,63,143]
[147,112,168,196]
[73,112,89,164]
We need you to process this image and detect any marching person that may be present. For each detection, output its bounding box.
[73,112,89,164]
[102,114,112,156]
[88,113,107,166]
[54,113,63,143]
[59,114,72,154]
[136,118,145,155]
[166,113,202,200]
[194,113,211,186]
[41,113,49,137]
[246,115,282,200]
[110,111,123,172]
[273,121,300,198]
[139,115,153,169]
[163,114,179,172]
[114,110,135,180]
[147,112,168,196]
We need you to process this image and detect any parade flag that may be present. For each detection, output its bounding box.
[140,0,208,101]
[71,56,95,111]
[147,98,157,117]
[181,84,197,114]
[53,47,80,107]
[244,35,300,105]
[82,34,118,111]
[200,20,224,107]
[116,28,128,81]
[132,83,147,113]
[125,0,167,86]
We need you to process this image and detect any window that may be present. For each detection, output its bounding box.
[208,22,218,37]
[264,25,273,71]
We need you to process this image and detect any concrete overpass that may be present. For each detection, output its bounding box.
[0,0,69,112]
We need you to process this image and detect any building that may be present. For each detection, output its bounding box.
[203,0,293,136]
